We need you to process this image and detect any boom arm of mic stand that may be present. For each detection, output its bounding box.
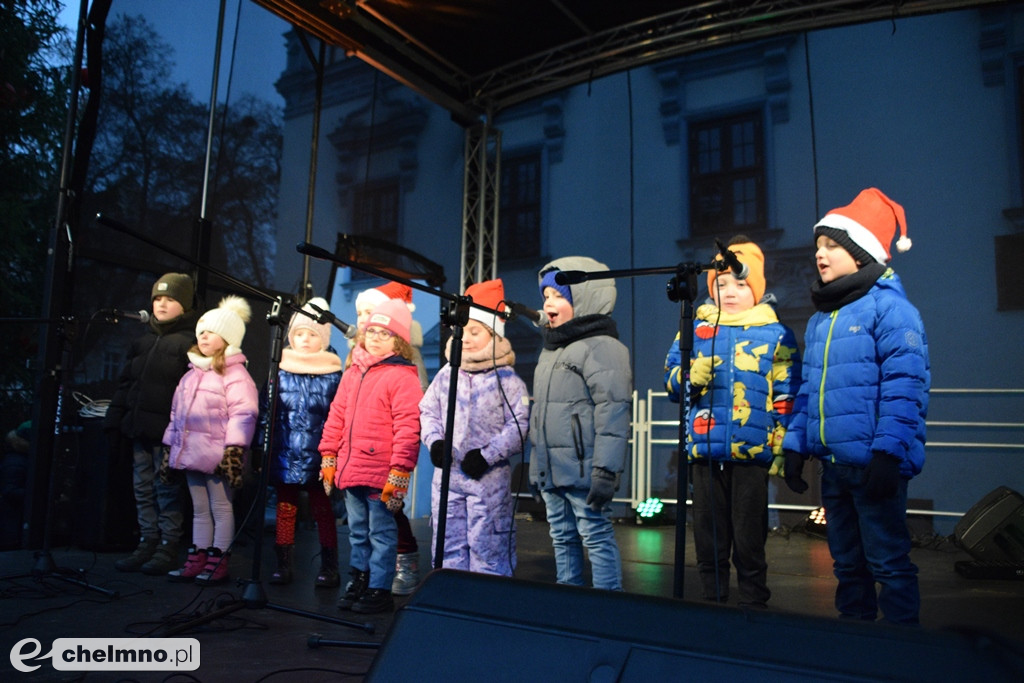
[96,214,278,306]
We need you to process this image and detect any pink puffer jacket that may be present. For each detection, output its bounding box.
[164,353,259,474]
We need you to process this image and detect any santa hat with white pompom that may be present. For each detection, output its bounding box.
[814,187,912,264]
[196,295,252,354]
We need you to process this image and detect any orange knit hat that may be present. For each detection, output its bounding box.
[707,240,766,304]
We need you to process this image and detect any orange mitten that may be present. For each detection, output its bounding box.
[320,454,337,496]
[380,468,410,513]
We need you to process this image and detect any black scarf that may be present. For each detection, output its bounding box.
[149,309,198,337]
[542,314,618,350]
[809,262,886,313]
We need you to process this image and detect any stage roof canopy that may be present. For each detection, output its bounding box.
[254,0,1001,124]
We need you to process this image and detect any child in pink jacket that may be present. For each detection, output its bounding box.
[319,299,422,614]
[163,296,258,585]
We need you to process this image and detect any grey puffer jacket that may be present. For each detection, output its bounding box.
[529,256,633,491]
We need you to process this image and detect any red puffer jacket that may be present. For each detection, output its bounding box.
[319,345,422,490]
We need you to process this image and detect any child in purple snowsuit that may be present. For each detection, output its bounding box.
[419,279,530,576]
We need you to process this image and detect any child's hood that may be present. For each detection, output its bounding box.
[538,256,617,318]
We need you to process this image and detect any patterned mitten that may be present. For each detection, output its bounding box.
[320,454,337,496]
[381,468,410,513]
[216,446,245,489]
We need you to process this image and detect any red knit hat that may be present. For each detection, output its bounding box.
[465,279,506,338]
[376,281,415,312]
[366,299,411,344]
[814,187,911,264]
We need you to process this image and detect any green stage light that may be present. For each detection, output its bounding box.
[636,497,664,519]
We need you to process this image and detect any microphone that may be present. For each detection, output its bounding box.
[102,308,151,323]
[306,301,356,339]
[296,242,335,262]
[553,270,587,285]
[502,300,543,326]
[714,239,749,280]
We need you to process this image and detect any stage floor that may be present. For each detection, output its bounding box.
[2,512,1023,681]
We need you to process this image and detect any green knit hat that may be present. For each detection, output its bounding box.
[151,273,194,311]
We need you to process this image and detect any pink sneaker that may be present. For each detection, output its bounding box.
[167,546,208,583]
[194,547,230,585]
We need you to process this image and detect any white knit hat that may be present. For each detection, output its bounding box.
[196,295,251,352]
[288,297,332,349]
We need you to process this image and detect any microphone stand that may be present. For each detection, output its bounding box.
[296,241,501,572]
[556,259,723,600]
[95,215,374,637]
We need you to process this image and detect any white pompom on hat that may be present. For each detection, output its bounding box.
[196,295,251,352]
[814,187,911,264]
[288,297,332,350]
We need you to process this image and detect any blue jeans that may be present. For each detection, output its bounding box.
[344,486,398,590]
[541,487,622,590]
[132,439,183,544]
[820,461,920,625]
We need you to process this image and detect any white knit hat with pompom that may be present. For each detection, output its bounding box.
[196,295,252,352]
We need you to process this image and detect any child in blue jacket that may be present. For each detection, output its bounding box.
[782,188,930,625]
[664,238,800,607]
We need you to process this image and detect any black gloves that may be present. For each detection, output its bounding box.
[863,451,901,500]
[586,467,617,511]
[783,450,809,494]
[429,441,444,468]
[460,449,489,480]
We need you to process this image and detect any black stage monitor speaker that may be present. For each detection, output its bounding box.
[955,486,1024,564]
[368,569,1023,682]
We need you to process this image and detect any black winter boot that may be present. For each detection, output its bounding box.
[269,544,293,585]
[315,546,340,588]
[352,588,394,614]
[337,568,369,610]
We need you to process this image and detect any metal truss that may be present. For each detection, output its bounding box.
[460,122,501,294]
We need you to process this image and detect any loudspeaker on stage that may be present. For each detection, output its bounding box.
[367,569,1023,682]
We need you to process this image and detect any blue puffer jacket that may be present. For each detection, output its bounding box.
[258,348,342,486]
[664,302,801,465]
[782,270,930,477]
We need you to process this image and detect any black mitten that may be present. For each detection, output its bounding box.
[429,441,444,468]
[863,451,900,500]
[783,450,809,494]
[586,467,617,511]
[460,449,488,480]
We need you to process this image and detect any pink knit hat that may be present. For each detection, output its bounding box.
[366,299,411,343]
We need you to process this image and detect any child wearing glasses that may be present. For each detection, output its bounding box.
[318,299,423,614]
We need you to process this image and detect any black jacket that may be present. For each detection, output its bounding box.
[104,311,199,441]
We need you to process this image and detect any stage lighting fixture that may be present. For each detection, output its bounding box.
[805,506,827,538]
[636,497,665,524]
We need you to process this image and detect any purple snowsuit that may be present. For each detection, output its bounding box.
[420,337,530,576]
